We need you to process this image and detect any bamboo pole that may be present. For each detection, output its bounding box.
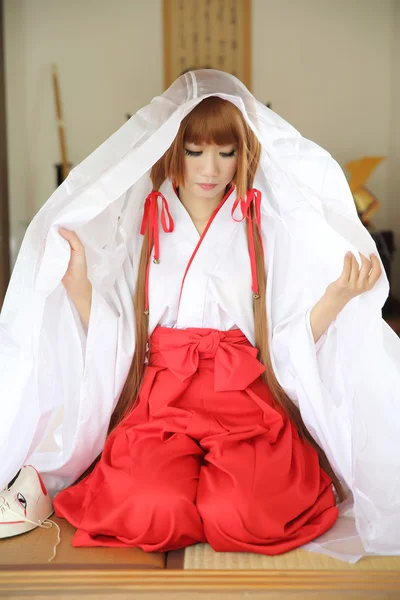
[51,64,69,182]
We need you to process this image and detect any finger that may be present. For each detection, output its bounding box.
[59,228,83,253]
[357,253,372,287]
[349,255,360,287]
[366,254,383,289]
[339,252,353,283]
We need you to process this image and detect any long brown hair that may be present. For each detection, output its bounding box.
[108,96,346,502]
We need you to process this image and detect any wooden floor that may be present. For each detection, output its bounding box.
[0,516,165,570]
[1,518,400,599]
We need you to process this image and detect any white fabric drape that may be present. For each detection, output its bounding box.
[1,69,399,561]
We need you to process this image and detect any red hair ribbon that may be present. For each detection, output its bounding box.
[140,191,174,313]
[231,189,264,298]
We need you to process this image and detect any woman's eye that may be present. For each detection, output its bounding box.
[17,493,27,510]
[185,149,236,157]
[185,149,202,156]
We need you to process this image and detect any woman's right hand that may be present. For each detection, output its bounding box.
[58,228,91,298]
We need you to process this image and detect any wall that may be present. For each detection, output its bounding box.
[252,0,397,291]
[4,0,163,264]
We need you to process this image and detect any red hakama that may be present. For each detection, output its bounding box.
[54,326,338,554]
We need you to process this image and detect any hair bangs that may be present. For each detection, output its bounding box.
[183,97,243,147]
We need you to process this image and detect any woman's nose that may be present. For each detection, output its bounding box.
[201,153,220,176]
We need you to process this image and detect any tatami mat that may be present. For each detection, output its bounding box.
[0,516,165,569]
[183,543,400,571]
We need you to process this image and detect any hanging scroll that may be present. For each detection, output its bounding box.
[163,0,251,90]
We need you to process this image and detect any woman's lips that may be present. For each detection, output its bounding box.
[198,183,218,190]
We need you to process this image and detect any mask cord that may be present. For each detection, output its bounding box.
[6,506,61,562]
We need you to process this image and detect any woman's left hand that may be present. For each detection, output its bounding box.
[325,252,383,311]
[310,252,382,344]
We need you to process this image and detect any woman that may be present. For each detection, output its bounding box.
[1,70,399,560]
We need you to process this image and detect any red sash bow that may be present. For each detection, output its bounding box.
[150,329,265,391]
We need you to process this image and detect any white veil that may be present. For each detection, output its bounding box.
[1,69,399,561]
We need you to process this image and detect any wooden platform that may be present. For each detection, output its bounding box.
[1,519,400,599]
[0,515,165,570]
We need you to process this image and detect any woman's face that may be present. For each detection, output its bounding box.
[181,142,238,200]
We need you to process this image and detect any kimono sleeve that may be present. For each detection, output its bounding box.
[26,215,139,496]
[265,167,400,554]
[266,221,353,488]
